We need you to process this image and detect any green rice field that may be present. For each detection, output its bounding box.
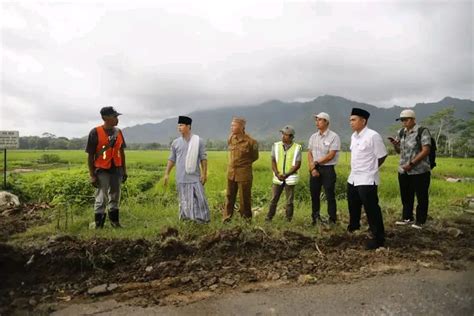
[2,150,473,242]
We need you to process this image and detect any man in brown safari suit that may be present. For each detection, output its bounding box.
[223,117,259,222]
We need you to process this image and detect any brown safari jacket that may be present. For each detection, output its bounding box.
[227,133,259,182]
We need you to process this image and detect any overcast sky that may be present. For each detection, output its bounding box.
[1,0,473,138]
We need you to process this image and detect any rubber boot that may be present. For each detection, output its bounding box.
[95,213,106,229]
[109,209,122,228]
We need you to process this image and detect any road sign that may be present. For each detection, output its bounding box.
[1,131,19,189]
[0,131,19,149]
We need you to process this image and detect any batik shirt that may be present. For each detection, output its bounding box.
[395,124,431,175]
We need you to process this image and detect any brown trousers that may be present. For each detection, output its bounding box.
[223,179,252,220]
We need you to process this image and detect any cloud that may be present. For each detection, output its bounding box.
[1,0,472,137]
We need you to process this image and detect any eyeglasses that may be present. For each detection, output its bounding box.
[400,118,411,122]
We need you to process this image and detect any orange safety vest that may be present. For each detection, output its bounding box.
[94,126,124,169]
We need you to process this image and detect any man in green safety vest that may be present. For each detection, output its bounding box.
[265,125,302,222]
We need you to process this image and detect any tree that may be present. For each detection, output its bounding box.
[422,107,473,157]
[454,112,474,158]
[42,132,57,139]
[68,138,87,150]
[421,107,460,156]
[51,138,69,149]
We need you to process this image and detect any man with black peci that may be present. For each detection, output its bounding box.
[347,108,387,250]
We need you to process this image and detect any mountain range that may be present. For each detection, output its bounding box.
[122,96,473,144]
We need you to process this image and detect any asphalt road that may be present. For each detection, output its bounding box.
[53,267,474,316]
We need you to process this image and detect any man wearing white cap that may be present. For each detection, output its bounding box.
[307,112,341,225]
[389,109,432,229]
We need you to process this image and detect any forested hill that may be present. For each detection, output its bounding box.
[18,96,473,156]
[122,95,473,144]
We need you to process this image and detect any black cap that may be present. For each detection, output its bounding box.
[178,116,192,125]
[351,107,370,119]
[100,106,122,117]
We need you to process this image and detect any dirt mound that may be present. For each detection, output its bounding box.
[1,214,473,314]
[0,203,51,241]
[0,243,27,289]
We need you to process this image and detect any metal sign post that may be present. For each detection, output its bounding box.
[3,148,6,189]
[0,131,20,189]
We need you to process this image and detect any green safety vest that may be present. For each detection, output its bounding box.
[273,141,302,185]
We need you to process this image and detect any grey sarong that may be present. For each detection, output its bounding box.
[177,182,210,222]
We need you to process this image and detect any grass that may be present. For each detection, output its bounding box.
[1,150,171,170]
[4,150,474,244]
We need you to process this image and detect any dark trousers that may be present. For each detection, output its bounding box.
[310,165,337,222]
[267,184,295,220]
[347,183,385,244]
[224,179,252,220]
[398,172,431,224]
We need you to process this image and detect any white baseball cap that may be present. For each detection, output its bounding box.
[314,112,330,122]
[396,109,416,121]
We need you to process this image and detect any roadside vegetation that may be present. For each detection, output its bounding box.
[2,150,473,243]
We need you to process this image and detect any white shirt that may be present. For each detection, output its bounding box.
[307,129,341,166]
[348,126,387,186]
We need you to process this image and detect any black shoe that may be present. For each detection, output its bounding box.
[347,225,360,233]
[365,239,384,250]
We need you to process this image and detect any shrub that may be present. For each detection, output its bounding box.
[10,168,160,206]
[37,154,63,164]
